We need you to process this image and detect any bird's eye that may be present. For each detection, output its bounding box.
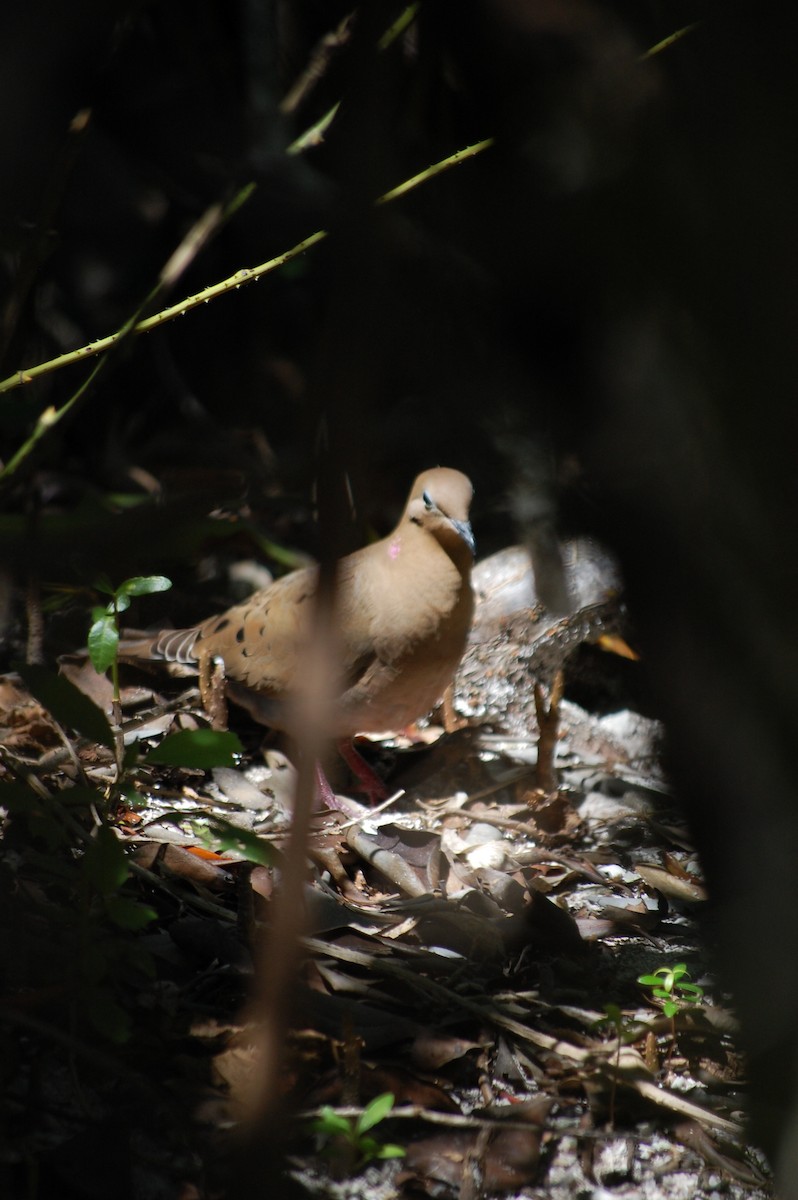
[422,490,433,510]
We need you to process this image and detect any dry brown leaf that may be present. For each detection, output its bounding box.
[674,1121,767,1186]
[0,676,61,752]
[635,862,707,903]
[410,1031,488,1071]
[59,657,116,714]
[133,841,234,888]
[402,1124,545,1196]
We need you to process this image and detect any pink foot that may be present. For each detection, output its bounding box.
[336,738,389,805]
[313,762,368,819]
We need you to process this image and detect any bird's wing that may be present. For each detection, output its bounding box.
[193,565,319,695]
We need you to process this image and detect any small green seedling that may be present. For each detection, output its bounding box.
[89,575,172,710]
[637,962,704,1019]
[311,1092,405,1171]
[637,962,704,1063]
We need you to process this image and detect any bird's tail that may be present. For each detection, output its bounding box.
[117,626,203,665]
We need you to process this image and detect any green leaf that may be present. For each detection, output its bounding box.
[104,492,154,511]
[376,1144,406,1159]
[118,575,172,598]
[82,824,129,893]
[357,1092,395,1135]
[18,663,115,749]
[358,1136,381,1161]
[312,1108,352,1137]
[144,728,243,769]
[105,896,158,931]
[88,613,119,675]
[662,1000,679,1018]
[594,1004,635,1037]
[201,817,276,866]
[637,974,661,987]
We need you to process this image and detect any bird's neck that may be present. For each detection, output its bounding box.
[385,528,471,582]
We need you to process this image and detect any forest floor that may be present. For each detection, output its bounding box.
[0,551,775,1200]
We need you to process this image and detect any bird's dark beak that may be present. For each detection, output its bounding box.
[452,518,476,557]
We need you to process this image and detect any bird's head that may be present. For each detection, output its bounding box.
[403,468,476,565]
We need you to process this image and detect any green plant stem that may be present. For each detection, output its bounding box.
[286,103,341,153]
[0,183,256,485]
[376,138,493,206]
[0,139,492,400]
[0,349,109,479]
[285,5,419,149]
[640,23,698,61]
[110,596,121,709]
[109,597,123,775]
[377,2,420,51]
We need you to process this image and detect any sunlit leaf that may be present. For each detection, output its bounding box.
[357,1092,395,1134]
[144,728,243,769]
[201,816,275,866]
[311,1107,352,1137]
[118,575,172,598]
[88,614,119,675]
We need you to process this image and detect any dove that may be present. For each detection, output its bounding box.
[122,468,475,797]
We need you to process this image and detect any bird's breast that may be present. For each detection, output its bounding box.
[367,558,472,660]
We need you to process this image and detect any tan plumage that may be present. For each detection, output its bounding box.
[125,468,475,736]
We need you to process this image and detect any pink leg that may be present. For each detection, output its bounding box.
[336,738,389,805]
[313,761,369,819]
[314,761,338,808]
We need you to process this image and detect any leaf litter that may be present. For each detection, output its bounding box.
[0,543,773,1199]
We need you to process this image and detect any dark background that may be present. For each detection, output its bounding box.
[3,0,798,1192]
